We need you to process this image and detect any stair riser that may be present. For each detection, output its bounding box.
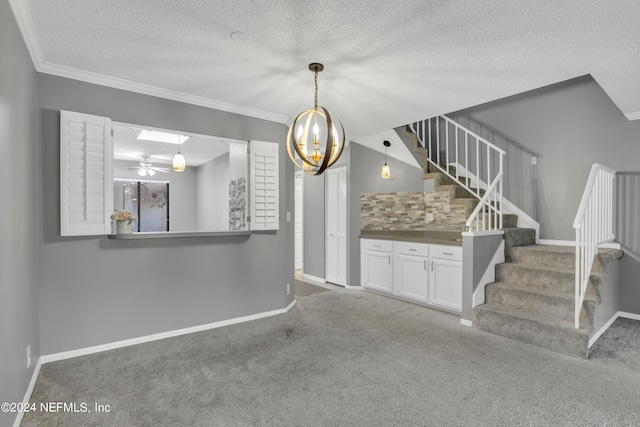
[485,285,596,324]
[509,247,608,273]
[473,308,589,358]
[495,264,602,295]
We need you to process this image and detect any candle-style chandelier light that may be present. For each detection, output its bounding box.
[286,63,345,176]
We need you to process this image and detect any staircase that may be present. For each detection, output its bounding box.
[400,118,623,359]
[473,240,623,358]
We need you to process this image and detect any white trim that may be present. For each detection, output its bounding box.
[619,311,640,321]
[7,0,43,68]
[302,273,326,283]
[537,239,574,246]
[12,357,43,427]
[599,242,622,250]
[624,111,640,121]
[39,62,289,124]
[41,301,296,364]
[344,285,364,290]
[460,319,473,327]
[462,230,504,237]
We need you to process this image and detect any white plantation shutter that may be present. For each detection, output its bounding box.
[250,140,279,231]
[60,110,113,236]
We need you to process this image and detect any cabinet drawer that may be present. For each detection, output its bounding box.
[395,241,429,257]
[430,244,462,261]
[361,239,392,252]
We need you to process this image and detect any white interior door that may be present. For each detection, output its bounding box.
[294,171,303,270]
[326,166,347,286]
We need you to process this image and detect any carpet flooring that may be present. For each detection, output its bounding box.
[295,280,329,297]
[22,289,640,426]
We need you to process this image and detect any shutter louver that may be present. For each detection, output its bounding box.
[250,140,279,231]
[61,111,113,236]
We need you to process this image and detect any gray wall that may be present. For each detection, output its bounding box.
[462,234,504,322]
[616,173,640,314]
[197,153,229,231]
[37,74,293,355]
[347,143,425,287]
[0,3,41,425]
[454,75,640,241]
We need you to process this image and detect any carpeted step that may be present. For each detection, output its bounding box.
[510,245,623,273]
[484,281,598,325]
[473,304,590,358]
[495,263,603,295]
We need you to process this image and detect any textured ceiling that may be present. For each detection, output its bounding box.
[13,0,640,147]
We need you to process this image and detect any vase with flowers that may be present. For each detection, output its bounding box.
[111,210,138,234]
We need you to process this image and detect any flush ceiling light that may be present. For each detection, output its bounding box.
[172,134,186,172]
[287,63,345,176]
[381,140,391,179]
[136,129,190,144]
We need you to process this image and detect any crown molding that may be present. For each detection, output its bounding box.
[38,62,290,124]
[8,0,43,67]
[8,0,289,125]
[624,110,640,121]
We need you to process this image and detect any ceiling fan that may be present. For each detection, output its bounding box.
[119,155,171,177]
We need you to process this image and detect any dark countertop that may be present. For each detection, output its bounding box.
[360,230,463,246]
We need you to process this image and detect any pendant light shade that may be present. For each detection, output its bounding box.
[287,63,345,176]
[381,140,391,179]
[173,134,186,172]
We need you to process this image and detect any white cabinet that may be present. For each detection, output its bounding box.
[395,242,429,303]
[361,239,462,314]
[361,239,393,293]
[428,244,463,312]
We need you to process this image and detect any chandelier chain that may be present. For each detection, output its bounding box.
[314,69,318,108]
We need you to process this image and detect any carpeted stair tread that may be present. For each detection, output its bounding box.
[496,262,604,295]
[487,281,599,303]
[485,281,599,324]
[473,304,590,358]
[510,245,623,272]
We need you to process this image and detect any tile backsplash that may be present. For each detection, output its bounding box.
[361,191,468,231]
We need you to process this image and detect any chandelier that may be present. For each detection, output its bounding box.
[286,63,345,175]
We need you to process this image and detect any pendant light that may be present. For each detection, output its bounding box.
[173,134,186,172]
[381,140,391,179]
[286,63,345,176]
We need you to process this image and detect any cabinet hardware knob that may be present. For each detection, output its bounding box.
[388,255,391,264]
[424,260,427,270]
[431,261,434,271]
[374,244,381,248]
[443,252,454,256]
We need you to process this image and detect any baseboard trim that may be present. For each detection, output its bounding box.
[301,273,326,283]
[13,357,43,427]
[460,319,473,327]
[344,285,364,290]
[589,311,640,348]
[618,311,640,321]
[537,239,574,246]
[41,301,297,364]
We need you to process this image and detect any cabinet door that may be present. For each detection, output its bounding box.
[396,253,429,302]
[429,258,462,312]
[362,250,393,293]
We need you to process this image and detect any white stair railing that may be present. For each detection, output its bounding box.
[409,115,506,232]
[573,163,616,329]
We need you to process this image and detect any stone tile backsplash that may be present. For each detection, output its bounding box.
[361,191,468,231]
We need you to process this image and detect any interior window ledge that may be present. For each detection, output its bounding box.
[108,230,251,239]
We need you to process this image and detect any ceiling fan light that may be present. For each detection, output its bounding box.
[138,168,147,177]
[173,151,186,172]
[148,169,156,176]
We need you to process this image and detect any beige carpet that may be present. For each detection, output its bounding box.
[295,280,328,297]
